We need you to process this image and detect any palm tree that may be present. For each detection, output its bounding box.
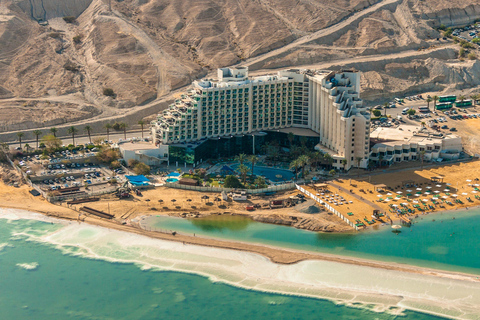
[24,143,32,155]
[287,132,295,148]
[50,127,58,137]
[238,164,250,184]
[419,150,426,169]
[289,158,301,180]
[471,94,479,105]
[138,120,145,138]
[298,155,310,178]
[235,153,247,165]
[355,156,362,168]
[433,96,439,110]
[16,132,24,149]
[248,154,258,176]
[341,159,348,172]
[84,125,92,143]
[269,147,280,166]
[104,123,112,141]
[119,122,128,139]
[421,121,426,128]
[32,130,42,149]
[458,95,466,103]
[309,151,322,168]
[426,97,432,110]
[383,102,389,116]
[323,153,333,169]
[67,126,78,146]
[1,142,9,153]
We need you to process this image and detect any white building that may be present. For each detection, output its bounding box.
[151,67,370,170]
[118,142,169,166]
[369,125,462,165]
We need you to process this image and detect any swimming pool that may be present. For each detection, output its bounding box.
[231,164,295,182]
[165,178,179,183]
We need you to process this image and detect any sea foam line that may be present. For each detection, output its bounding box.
[2,208,480,319]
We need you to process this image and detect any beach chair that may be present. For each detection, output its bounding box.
[347,212,354,216]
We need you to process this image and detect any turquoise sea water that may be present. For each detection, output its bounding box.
[148,209,480,275]
[0,215,445,320]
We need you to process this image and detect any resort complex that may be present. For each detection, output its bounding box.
[151,67,370,170]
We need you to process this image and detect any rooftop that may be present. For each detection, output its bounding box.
[118,142,159,151]
[370,125,460,147]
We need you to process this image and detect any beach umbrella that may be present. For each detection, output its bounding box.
[452,194,458,197]
[401,202,408,206]
[422,199,428,202]
[415,194,421,197]
[472,191,478,194]
[413,200,419,203]
[385,199,391,202]
[424,191,431,194]
[426,186,432,189]
[443,189,450,192]
[435,184,442,187]
[387,196,393,199]
[396,191,403,194]
[462,192,468,196]
[466,179,472,182]
[396,195,402,198]
[475,184,480,187]
[416,188,422,191]
[434,195,440,198]
[434,190,440,193]
[187,199,192,202]
[406,189,412,192]
[377,195,383,197]
[392,204,398,207]
[446,183,451,186]
[406,193,412,196]
[158,199,164,203]
[416,191,422,194]
[442,196,448,199]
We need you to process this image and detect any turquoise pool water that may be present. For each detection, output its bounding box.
[230,164,295,181]
[149,210,480,275]
[165,178,179,183]
[0,213,444,320]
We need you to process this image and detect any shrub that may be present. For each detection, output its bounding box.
[468,52,477,60]
[48,32,62,39]
[63,61,79,72]
[128,159,140,168]
[103,88,115,97]
[407,109,416,116]
[96,147,120,164]
[63,16,76,23]
[224,175,243,188]
[110,160,121,169]
[372,110,382,117]
[73,35,83,44]
[133,162,150,175]
[459,48,466,58]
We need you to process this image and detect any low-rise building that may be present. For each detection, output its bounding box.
[118,142,168,166]
[369,125,462,165]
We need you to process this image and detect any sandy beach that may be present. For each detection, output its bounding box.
[1,171,480,285]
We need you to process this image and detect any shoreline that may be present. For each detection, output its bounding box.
[1,203,480,284]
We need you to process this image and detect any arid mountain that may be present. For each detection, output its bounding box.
[1,0,480,133]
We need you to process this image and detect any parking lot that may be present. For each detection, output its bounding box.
[16,151,128,196]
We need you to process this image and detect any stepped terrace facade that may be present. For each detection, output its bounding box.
[151,67,370,170]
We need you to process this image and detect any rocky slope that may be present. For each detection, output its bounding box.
[2,0,480,131]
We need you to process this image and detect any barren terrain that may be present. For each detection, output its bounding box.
[2,0,480,133]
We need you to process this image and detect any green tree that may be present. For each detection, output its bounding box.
[104,123,112,141]
[421,121,426,128]
[309,151,322,168]
[67,126,78,146]
[373,110,382,117]
[329,169,336,177]
[16,132,24,149]
[458,95,466,103]
[224,175,243,188]
[41,135,62,152]
[50,127,58,137]
[119,122,128,139]
[96,147,120,164]
[237,164,250,184]
[407,109,416,116]
[471,94,479,105]
[254,176,267,188]
[248,154,258,176]
[32,130,42,149]
[84,125,92,143]
[341,159,348,171]
[235,153,247,165]
[138,120,145,138]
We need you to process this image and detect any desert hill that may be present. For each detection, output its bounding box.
[1,0,480,134]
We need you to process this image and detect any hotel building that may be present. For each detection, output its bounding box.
[151,67,370,170]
